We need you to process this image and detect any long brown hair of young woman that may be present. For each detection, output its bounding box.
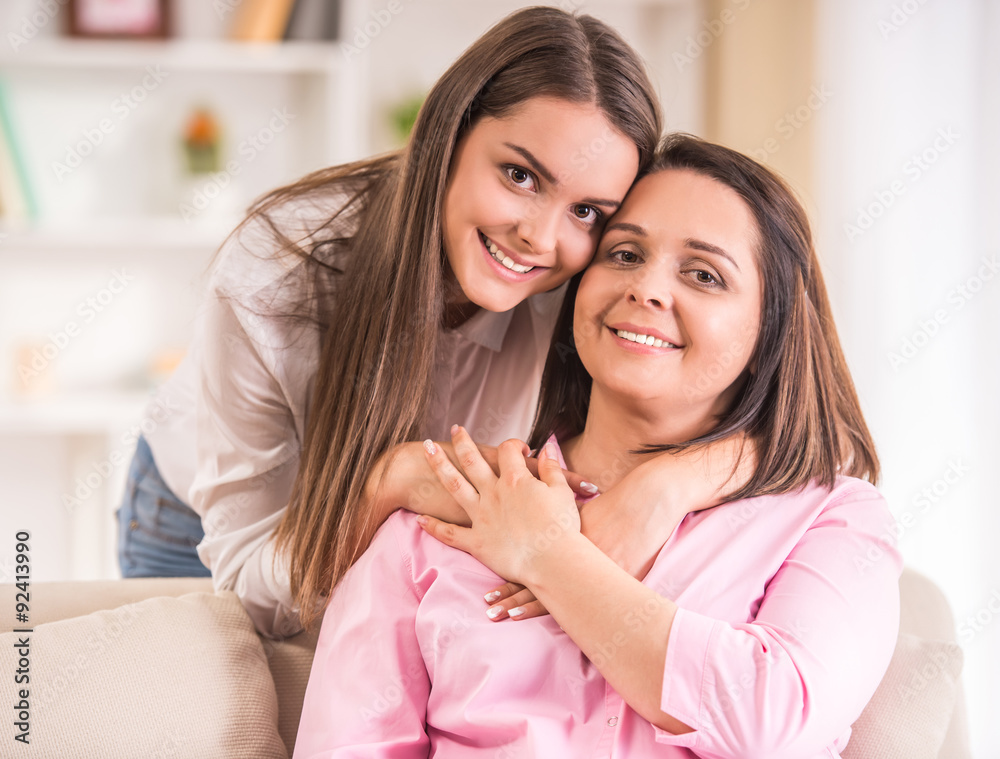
[529,133,879,501]
[258,7,662,630]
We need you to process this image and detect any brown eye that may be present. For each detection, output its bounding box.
[505,166,536,191]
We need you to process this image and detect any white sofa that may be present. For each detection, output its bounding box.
[0,568,970,758]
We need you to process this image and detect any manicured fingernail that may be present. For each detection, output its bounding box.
[543,442,557,459]
[508,607,525,618]
[423,439,437,456]
[484,590,501,603]
[415,515,429,527]
[450,424,460,435]
[487,605,504,619]
[580,481,599,495]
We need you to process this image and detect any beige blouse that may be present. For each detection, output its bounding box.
[144,185,565,638]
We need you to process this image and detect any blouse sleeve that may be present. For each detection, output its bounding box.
[188,192,350,639]
[651,482,902,758]
[292,513,431,758]
[190,288,305,639]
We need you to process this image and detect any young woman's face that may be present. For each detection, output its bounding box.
[574,168,763,435]
[442,96,639,313]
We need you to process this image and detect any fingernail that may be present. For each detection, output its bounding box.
[484,590,501,603]
[580,481,599,495]
[508,607,525,618]
[423,439,437,456]
[543,442,557,459]
[450,424,460,435]
[487,605,504,619]
[415,515,429,527]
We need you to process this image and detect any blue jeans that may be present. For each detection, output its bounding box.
[116,435,211,578]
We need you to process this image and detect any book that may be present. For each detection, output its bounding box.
[0,79,36,221]
[230,0,298,42]
[284,0,340,42]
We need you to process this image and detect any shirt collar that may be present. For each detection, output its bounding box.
[451,283,568,353]
[452,305,516,352]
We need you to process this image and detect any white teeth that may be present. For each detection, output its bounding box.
[616,329,674,348]
[483,235,534,274]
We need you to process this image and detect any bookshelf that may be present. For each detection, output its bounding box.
[0,0,702,583]
[0,1,367,582]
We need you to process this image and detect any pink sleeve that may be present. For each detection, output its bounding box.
[652,484,902,758]
[293,514,430,758]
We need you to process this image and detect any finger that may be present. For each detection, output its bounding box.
[482,582,524,605]
[486,588,549,621]
[415,514,475,554]
[422,439,480,513]
[450,425,499,492]
[537,442,571,490]
[524,446,599,497]
[496,438,532,479]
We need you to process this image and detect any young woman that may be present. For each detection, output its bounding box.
[116,7,662,637]
[293,135,901,757]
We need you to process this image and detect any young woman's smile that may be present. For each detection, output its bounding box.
[574,168,763,438]
[442,96,639,316]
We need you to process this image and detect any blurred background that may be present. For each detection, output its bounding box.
[0,0,995,753]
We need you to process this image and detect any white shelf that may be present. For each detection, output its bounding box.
[0,216,238,254]
[0,38,344,74]
[0,392,151,436]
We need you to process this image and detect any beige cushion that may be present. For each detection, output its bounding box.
[1,591,287,759]
[843,633,963,759]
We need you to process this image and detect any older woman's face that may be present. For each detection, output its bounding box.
[573,168,763,427]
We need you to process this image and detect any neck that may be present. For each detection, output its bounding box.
[442,264,480,329]
[562,385,717,491]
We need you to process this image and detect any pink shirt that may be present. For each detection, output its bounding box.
[294,449,901,758]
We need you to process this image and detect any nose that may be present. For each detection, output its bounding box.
[517,200,560,257]
[624,269,672,310]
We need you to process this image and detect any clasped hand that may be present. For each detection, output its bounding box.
[417,426,581,587]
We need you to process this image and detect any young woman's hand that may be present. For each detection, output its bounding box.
[415,425,581,586]
[366,437,599,527]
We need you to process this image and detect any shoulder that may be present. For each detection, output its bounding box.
[210,179,364,306]
[375,511,504,593]
[713,476,892,542]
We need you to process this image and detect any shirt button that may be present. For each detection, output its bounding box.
[607,716,619,727]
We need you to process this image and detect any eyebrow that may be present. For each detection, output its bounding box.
[503,142,622,211]
[685,238,741,272]
[603,223,742,272]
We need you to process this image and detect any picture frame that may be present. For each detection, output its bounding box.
[67,0,170,39]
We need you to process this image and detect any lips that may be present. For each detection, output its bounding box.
[606,322,681,349]
[478,231,547,282]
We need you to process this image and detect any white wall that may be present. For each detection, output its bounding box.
[814,1,1000,754]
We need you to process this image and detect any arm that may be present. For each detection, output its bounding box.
[190,290,305,638]
[419,430,901,757]
[293,513,430,758]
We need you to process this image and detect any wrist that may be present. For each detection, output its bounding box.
[522,529,595,593]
